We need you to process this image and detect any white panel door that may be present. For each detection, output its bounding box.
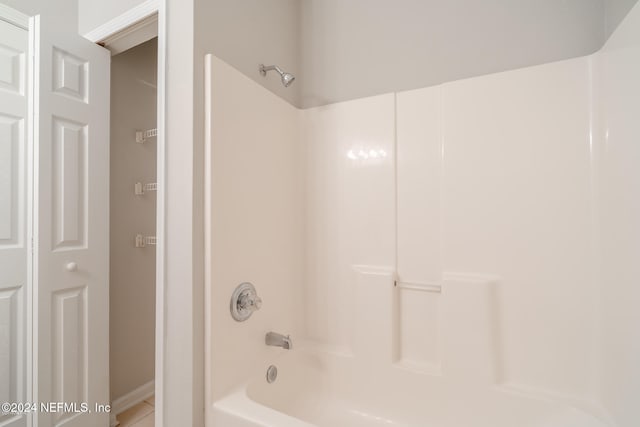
[34,16,110,427]
[0,18,29,427]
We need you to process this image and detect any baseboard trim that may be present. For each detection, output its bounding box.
[110,380,155,427]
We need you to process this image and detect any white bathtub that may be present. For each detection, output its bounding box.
[211,346,611,427]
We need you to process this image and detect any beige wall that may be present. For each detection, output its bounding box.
[16,0,635,109]
[195,0,301,107]
[299,0,607,108]
[604,0,639,38]
[71,0,639,111]
[110,38,157,401]
[191,0,611,109]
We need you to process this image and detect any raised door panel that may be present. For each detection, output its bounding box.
[0,115,24,246]
[51,117,88,251]
[51,287,87,426]
[0,287,23,425]
[0,31,25,95]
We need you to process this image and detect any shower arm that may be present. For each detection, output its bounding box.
[259,64,284,76]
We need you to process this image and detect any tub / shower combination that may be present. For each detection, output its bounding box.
[204,0,640,422]
[212,346,608,427]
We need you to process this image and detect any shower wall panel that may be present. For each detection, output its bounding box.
[598,3,640,425]
[301,94,396,351]
[304,57,598,403]
[205,55,304,400]
[438,57,597,399]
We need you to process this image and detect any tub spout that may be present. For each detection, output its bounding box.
[265,332,292,350]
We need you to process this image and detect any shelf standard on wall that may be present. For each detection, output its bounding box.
[135,128,157,143]
[134,182,158,195]
[135,234,157,248]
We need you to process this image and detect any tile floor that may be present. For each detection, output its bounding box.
[116,396,155,427]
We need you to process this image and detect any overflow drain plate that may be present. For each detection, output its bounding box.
[266,365,278,383]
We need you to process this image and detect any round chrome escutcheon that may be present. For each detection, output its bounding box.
[230,282,262,322]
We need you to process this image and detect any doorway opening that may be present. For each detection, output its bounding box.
[102,19,159,427]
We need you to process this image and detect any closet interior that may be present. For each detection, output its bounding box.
[109,35,158,426]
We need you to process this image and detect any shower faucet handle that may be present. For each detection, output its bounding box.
[239,290,262,311]
[230,282,262,322]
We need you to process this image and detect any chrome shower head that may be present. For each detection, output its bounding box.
[281,72,295,87]
[259,64,296,87]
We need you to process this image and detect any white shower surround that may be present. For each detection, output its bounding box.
[204,3,640,426]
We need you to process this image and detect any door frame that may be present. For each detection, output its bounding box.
[0,4,29,28]
[82,1,172,426]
